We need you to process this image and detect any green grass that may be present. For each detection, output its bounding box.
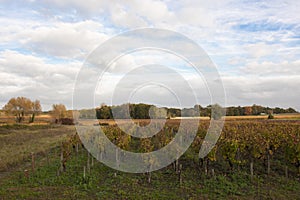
[0,145,299,200]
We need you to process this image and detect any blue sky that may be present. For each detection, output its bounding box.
[0,0,299,110]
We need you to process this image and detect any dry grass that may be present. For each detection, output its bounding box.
[94,113,300,125]
[225,113,300,120]
[0,114,53,125]
[0,125,76,172]
[224,115,268,120]
[1,112,299,126]
[273,113,300,119]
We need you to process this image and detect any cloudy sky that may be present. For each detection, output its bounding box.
[0,0,299,111]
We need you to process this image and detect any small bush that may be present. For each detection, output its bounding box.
[268,114,274,119]
[99,122,109,126]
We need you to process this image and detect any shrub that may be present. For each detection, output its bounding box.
[60,118,75,125]
[268,114,274,119]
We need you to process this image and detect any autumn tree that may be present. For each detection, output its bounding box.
[3,97,42,123]
[51,104,67,123]
[244,106,253,115]
[29,100,42,123]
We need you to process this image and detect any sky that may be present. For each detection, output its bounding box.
[0,0,299,111]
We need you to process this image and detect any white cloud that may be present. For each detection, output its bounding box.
[0,10,117,58]
[244,43,280,59]
[0,50,81,110]
[12,20,109,59]
[109,4,148,28]
[222,75,300,110]
[0,0,300,111]
[241,60,300,76]
[41,0,109,16]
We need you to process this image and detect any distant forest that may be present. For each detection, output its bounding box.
[77,103,298,119]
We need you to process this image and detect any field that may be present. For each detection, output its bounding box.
[0,117,299,199]
[224,113,300,120]
[0,125,75,173]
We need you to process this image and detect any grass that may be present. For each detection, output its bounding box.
[0,124,75,172]
[0,142,299,199]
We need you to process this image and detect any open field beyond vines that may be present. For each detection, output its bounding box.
[0,119,299,199]
[0,113,300,126]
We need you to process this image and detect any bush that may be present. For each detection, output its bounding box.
[60,118,75,125]
[99,122,109,126]
[268,114,274,119]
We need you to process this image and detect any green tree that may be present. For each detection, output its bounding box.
[286,107,297,113]
[96,104,112,119]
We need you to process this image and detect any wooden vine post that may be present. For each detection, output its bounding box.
[87,151,90,173]
[83,166,86,179]
[76,143,79,156]
[250,160,254,180]
[60,142,64,173]
[211,169,216,180]
[267,153,271,175]
[46,150,50,166]
[148,171,151,184]
[178,164,183,185]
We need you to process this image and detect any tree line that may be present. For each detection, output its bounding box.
[2,96,298,122]
[95,103,297,119]
[226,104,297,116]
[1,96,74,124]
